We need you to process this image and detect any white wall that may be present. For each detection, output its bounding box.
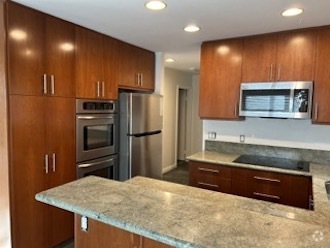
[162,68,203,172]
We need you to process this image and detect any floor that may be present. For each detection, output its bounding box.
[162,160,189,185]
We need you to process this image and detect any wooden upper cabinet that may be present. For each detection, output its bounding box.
[313,27,330,124]
[45,16,75,97]
[118,41,155,91]
[75,26,118,99]
[242,29,316,82]
[7,2,45,96]
[276,29,316,81]
[242,34,277,82]
[199,39,243,119]
[6,2,76,97]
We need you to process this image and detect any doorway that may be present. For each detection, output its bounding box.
[176,88,188,164]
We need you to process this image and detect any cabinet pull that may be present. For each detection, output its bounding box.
[277,64,281,81]
[96,81,100,97]
[198,182,219,188]
[198,167,219,173]
[50,75,55,95]
[136,73,140,86]
[234,102,239,117]
[309,195,314,210]
[52,153,56,172]
[314,103,319,121]
[102,81,105,97]
[140,73,143,86]
[269,64,273,81]
[253,192,280,200]
[44,154,49,174]
[43,74,48,94]
[253,176,281,183]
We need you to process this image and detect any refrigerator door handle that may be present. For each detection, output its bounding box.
[130,130,162,138]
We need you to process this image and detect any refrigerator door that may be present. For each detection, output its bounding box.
[130,132,162,179]
[129,93,163,134]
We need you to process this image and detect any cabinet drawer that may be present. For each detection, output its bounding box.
[190,175,231,193]
[189,161,231,179]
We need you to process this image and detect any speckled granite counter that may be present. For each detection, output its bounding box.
[36,175,330,248]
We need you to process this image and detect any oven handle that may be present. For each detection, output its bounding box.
[77,116,114,120]
[78,158,114,168]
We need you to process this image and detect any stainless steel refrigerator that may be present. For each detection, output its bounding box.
[119,93,163,181]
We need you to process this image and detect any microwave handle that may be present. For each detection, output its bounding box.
[78,158,114,168]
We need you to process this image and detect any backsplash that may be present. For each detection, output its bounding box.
[205,140,330,165]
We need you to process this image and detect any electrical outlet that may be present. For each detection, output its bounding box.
[240,135,245,143]
[208,131,217,139]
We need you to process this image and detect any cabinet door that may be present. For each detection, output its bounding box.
[46,97,75,246]
[313,27,330,124]
[199,39,242,119]
[75,26,103,99]
[242,34,277,82]
[118,41,139,88]
[9,95,47,248]
[45,16,75,97]
[138,49,155,90]
[7,2,45,96]
[276,29,316,81]
[102,36,119,99]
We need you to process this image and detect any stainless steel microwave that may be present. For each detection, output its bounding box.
[239,81,313,119]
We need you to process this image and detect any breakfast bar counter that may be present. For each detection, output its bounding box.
[36,174,330,247]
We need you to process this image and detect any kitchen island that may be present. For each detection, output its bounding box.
[36,173,330,247]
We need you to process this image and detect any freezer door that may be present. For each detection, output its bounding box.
[130,94,163,134]
[130,132,162,179]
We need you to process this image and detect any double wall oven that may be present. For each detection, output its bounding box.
[76,99,118,180]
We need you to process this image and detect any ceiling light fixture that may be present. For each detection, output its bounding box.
[184,25,200,33]
[165,58,175,63]
[281,8,304,17]
[145,1,167,11]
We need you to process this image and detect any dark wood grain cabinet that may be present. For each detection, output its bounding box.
[189,161,232,193]
[313,27,330,124]
[9,96,75,248]
[189,161,313,210]
[75,215,172,248]
[118,41,155,91]
[242,29,316,82]
[75,26,118,100]
[199,39,243,119]
[7,2,75,97]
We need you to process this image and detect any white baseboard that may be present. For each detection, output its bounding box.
[162,164,177,174]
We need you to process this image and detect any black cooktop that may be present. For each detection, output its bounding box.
[233,154,309,172]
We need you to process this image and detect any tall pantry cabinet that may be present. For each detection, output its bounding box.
[3,1,75,247]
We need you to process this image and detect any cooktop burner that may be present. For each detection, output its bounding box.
[233,154,309,172]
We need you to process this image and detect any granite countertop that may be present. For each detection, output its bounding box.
[36,175,330,248]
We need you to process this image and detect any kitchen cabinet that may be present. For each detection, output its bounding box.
[199,38,243,119]
[7,2,75,97]
[75,215,172,248]
[189,161,232,193]
[313,27,330,124]
[242,29,316,82]
[75,26,118,99]
[118,41,155,91]
[9,95,75,247]
[231,167,313,210]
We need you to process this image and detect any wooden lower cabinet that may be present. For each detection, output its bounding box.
[189,161,232,193]
[75,215,172,248]
[189,161,313,210]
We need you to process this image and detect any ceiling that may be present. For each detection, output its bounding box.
[12,0,330,73]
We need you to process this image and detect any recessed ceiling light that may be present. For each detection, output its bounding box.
[165,58,175,63]
[184,25,201,33]
[145,1,167,10]
[282,8,304,17]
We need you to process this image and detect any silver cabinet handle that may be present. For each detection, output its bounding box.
[77,116,114,120]
[253,176,281,183]
[50,75,55,95]
[253,192,280,200]
[96,81,100,97]
[269,64,273,81]
[277,64,281,81]
[140,73,143,86]
[102,81,105,97]
[198,167,219,173]
[314,103,319,121]
[198,182,219,188]
[44,154,49,174]
[309,195,314,210]
[136,73,139,86]
[43,74,48,94]
[52,153,56,172]
[234,102,238,117]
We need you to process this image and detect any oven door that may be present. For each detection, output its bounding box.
[76,113,118,162]
[77,155,118,179]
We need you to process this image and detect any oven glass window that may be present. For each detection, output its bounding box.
[84,124,114,150]
[85,167,114,179]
